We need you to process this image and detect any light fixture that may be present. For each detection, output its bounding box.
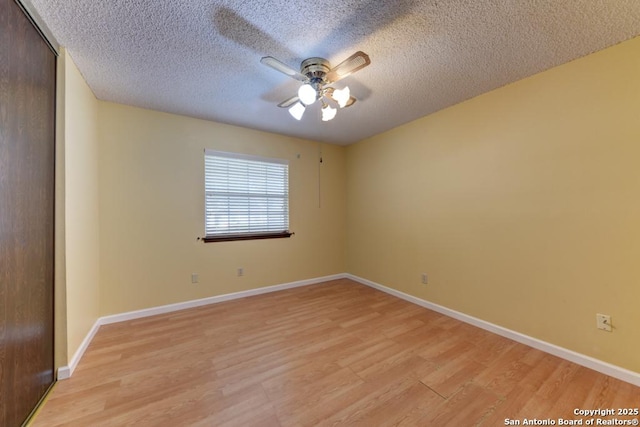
[291,84,353,122]
[321,103,337,121]
[262,52,371,123]
[298,84,317,105]
[332,86,350,108]
[288,102,305,120]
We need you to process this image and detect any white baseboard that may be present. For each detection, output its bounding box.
[99,274,345,325]
[57,274,345,378]
[58,272,640,387]
[345,273,640,387]
[57,318,101,380]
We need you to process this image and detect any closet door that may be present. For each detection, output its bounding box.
[0,0,57,426]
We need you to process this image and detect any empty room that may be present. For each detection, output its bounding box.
[2,0,640,426]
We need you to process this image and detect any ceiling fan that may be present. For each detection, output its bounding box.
[260,51,371,121]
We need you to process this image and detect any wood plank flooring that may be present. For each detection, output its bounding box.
[33,279,640,426]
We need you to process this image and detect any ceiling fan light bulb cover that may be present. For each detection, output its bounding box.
[298,84,317,105]
[322,104,337,121]
[333,86,351,108]
[289,102,305,120]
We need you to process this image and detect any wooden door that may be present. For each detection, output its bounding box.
[0,0,57,425]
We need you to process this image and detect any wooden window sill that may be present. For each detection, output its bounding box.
[202,231,294,243]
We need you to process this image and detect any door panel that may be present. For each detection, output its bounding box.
[0,0,57,425]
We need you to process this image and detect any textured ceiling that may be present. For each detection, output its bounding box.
[26,0,640,145]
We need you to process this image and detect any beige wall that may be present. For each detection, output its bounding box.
[346,36,640,372]
[56,50,102,364]
[54,49,68,369]
[97,103,346,315]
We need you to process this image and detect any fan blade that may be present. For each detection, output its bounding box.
[326,51,371,83]
[260,56,307,82]
[277,95,300,108]
[344,96,357,107]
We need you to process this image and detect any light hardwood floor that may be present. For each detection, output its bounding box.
[33,279,639,426]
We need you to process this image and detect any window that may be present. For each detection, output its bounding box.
[204,150,292,242]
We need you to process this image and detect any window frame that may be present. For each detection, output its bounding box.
[203,149,293,243]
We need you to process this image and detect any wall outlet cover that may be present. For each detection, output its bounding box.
[596,313,612,332]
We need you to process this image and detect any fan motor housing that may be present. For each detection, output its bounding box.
[301,57,330,82]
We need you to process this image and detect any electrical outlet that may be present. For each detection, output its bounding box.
[421,273,428,284]
[237,268,244,277]
[596,313,612,332]
[191,273,198,284]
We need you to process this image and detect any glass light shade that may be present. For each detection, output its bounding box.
[332,86,350,108]
[298,84,317,105]
[288,102,305,120]
[321,104,337,121]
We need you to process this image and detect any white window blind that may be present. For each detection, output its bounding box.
[205,150,289,238]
